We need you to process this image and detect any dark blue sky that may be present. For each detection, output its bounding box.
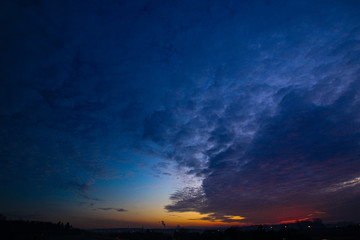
[1,0,360,228]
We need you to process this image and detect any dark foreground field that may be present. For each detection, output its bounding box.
[1,219,360,240]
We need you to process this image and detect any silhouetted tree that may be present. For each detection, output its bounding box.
[257,225,265,231]
[65,222,72,229]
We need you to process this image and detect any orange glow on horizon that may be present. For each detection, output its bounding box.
[81,211,249,229]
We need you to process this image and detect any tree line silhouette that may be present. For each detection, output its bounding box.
[0,214,81,240]
[1,214,360,240]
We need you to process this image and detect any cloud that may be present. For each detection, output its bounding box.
[166,80,360,223]
[164,20,360,224]
[152,162,172,177]
[96,208,127,212]
[325,177,360,193]
[79,202,95,207]
[61,179,101,201]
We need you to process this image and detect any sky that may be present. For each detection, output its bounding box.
[1,0,360,229]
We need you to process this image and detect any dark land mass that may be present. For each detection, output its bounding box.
[1,217,360,240]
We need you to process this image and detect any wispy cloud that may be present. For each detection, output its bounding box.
[325,177,360,192]
[96,208,127,212]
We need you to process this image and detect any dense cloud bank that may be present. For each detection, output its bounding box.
[1,0,360,223]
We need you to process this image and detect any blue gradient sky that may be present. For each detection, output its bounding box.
[1,0,360,228]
